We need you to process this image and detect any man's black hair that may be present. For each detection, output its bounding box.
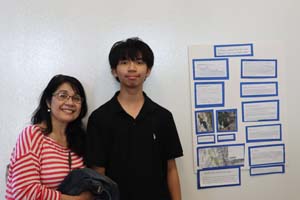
[109,37,154,70]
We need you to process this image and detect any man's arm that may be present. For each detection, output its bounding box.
[167,159,181,200]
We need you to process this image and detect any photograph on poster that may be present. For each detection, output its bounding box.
[241,59,277,78]
[197,144,245,169]
[216,109,238,132]
[192,58,229,80]
[195,110,214,134]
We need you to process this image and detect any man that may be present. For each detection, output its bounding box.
[86,37,183,200]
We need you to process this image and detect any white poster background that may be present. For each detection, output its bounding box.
[188,42,287,172]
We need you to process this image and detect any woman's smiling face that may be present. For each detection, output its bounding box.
[47,82,82,125]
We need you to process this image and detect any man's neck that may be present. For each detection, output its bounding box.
[117,87,145,119]
[118,87,143,101]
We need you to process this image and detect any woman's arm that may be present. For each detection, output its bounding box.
[7,126,61,199]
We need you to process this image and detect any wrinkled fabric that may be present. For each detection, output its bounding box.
[58,168,119,200]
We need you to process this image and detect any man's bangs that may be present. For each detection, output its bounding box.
[118,48,143,61]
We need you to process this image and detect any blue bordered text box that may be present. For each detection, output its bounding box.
[192,58,229,80]
[197,167,241,189]
[197,134,215,145]
[194,82,225,108]
[246,124,282,143]
[214,43,253,57]
[241,59,277,78]
[248,144,285,166]
[240,82,278,98]
[250,164,285,176]
[242,100,279,122]
[217,133,236,142]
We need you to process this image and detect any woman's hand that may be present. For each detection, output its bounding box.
[61,191,93,200]
[78,191,94,200]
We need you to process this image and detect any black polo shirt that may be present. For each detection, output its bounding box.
[86,92,183,200]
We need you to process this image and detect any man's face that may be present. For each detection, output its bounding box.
[112,57,151,89]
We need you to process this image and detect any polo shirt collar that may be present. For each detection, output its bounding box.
[110,91,123,113]
[110,91,157,115]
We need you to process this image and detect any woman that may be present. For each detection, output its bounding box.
[6,74,92,200]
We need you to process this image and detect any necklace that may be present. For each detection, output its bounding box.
[68,151,72,171]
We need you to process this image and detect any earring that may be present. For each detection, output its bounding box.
[47,108,51,113]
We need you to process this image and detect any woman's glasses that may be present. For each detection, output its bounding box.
[52,91,83,104]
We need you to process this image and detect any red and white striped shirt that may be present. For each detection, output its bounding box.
[6,125,85,200]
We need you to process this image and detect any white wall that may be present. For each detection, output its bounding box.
[1,0,299,199]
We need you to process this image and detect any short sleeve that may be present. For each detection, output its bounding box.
[161,112,183,160]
